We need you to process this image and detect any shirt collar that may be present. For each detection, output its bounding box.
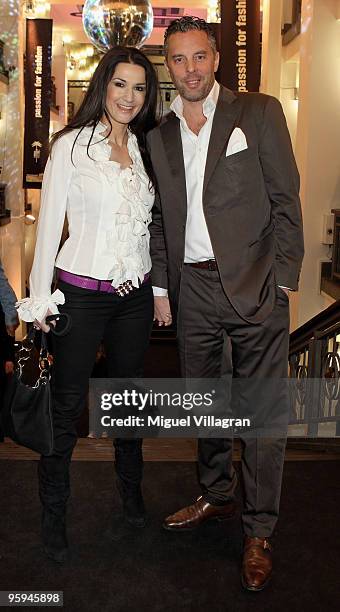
[170,81,220,121]
[76,123,136,161]
[83,121,134,143]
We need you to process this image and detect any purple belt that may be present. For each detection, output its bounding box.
[58,269,150,294]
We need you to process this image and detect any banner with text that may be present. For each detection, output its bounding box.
[23,19,52,189]
[220,0,261,92]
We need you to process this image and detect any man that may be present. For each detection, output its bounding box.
[0,259,19,337]
[0,259,19,440]
[148,17,304,591]
[0,303,16,441]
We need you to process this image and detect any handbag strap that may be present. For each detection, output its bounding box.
[46,313,72,336]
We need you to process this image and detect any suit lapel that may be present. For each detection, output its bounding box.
[203,87,240,197]
[160,115,187,214]
[159,88,240,210]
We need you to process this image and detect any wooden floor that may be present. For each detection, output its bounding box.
[0,437,340,462]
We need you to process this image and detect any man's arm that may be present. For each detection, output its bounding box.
[149,192,169,291]
[147,129,173,326]
[149,191,172,326]
[259,96,304,290]
[0,260,19,332]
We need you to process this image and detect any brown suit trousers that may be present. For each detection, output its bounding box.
[177,265,290,537]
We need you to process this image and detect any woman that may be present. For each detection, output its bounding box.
[17,46,159,562]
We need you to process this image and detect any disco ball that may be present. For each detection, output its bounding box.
[82,0,154,52]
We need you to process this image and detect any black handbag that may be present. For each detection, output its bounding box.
[3,313,72,455]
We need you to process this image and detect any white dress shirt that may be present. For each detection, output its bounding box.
[17,123,154,322]
[153,81,219,297]
[173,80,219,262]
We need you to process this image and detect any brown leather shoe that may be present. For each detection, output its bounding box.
[163,496,236,531]
[242,536,273,591]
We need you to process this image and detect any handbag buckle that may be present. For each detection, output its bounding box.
[35,347,51,387]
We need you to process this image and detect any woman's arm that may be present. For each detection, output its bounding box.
[16,135,74,323]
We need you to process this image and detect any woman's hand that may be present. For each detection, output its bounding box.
[154,296,172,326]
[33,309,56,333]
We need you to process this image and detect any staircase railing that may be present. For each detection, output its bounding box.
[289,300,340,440]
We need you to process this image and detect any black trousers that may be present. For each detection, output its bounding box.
[0,370,5,442]
[38,279,154,517]
[177,265,290,538]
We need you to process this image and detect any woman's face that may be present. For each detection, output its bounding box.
[105,62,147,126]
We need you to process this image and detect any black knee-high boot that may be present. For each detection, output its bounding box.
[114,439,146,527]
[38,455,69,562]
[41,508,68,563]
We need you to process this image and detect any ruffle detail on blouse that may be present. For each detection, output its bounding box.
[103,169,152,287]
[106,255,147,288]
[16,289,65,323]
[74,124,154,287]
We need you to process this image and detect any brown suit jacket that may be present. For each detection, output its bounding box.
[148,86,304,323]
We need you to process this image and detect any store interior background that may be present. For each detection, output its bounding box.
[0,0,340,337]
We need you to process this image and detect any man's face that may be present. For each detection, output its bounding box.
[165,30,219,103]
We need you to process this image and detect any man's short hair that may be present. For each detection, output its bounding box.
[164,16,217,57]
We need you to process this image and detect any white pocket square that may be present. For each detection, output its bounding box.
[226,127,248,157]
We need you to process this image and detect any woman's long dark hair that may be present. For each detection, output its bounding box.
[50,46,160,188]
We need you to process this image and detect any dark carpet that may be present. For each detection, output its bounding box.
[0,460,339,612]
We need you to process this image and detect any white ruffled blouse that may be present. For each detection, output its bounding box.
[17,123,155,322]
